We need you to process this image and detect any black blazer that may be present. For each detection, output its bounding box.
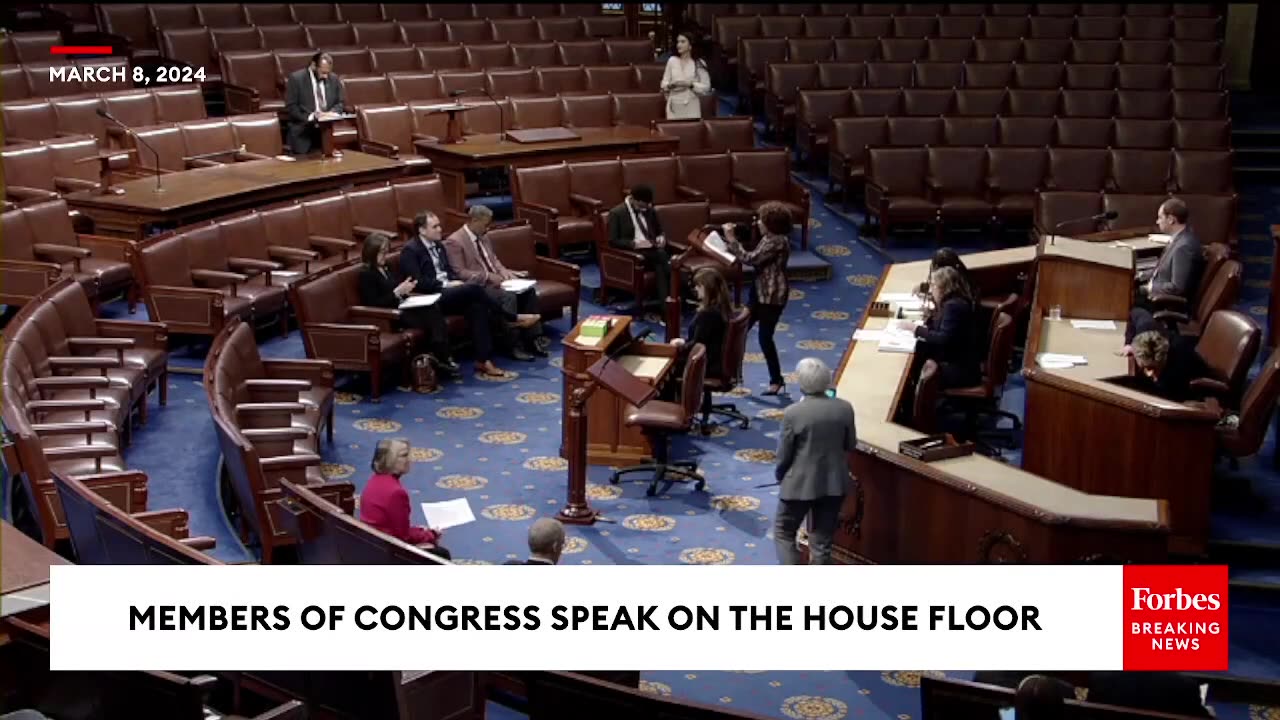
[399,239,454,295]
[283,67,345,154]
[358,265,401,309]
[685,309,726,380]
[915,296,980,376]
[606,201,664,250]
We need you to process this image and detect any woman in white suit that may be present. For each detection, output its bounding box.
[661,32,712,120]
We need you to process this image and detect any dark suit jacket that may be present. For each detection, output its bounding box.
[1150,334,1209,403]
[1149,226,1204,298]
[283,66,345,154]
[606,201,664,250]
[685,309,726,380]
[1087,672,1210,717]
[915,295,981,384]
[357,265,401,309]
[399,238,454,295]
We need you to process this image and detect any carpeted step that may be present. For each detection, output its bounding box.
[786,249,832,282]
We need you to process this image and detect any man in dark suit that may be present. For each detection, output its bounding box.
[399,210,537,378]
[283,51,346,155]
[606,184,671,319]
[503,518,565,565]
[1125,197,1204,345]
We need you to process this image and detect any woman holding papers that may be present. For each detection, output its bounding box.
[724,204,792,395]
[661,32,711,120]
[360,439,451,560]
[358,233,460,377]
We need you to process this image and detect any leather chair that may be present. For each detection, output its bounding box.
[701,306,751,433]
[536,66,588,94]
[584,65,635,94]
[389,71,443,102]
[1033,191,1105,240]
[944,117,998,147]
[1184,310,1261,410]
[487,68,539,98]
[512,163,598,257]
[561,94,613,128]
[221,51,286,114]
[912,359,941,433]
[704,117,755,151]
[485,220,582,326]
[607,38,655,64]
[1046,148,1110,192]
[612,93,665,127]
[342,75,395,109]
[2,100,61,144]
[53,470,219,564]
[829,117,887,211]
[1108,149,1173,194]
[288,259,423,401]
[557,39,606,64]
[653,119,706,152]
[998,116,1055,147]
[356,104,435,170]
[796,89,853,172]
[1175,119,1231,150]
[729,149,811,249]
[256,24,308,50]
[942,311,1018,457]
[1114,119,1172,149]
[865,61,914,88]
[371,47,422,74]
[229,113,285,157]
[928,146,992,230]
[817,61,865,89]
[764,62,819,140]
[1173,149,1233,194]
[1215,346,1280,468]
[1,200,135,311]
[834,37,878,62]
[903,89,955,117]
[675,153,755,226]
[609,343,709,497]
[987,147,1047,227]
[417,44,467,70]
[738,37,788,113]
[1007,89,1061,117]
[513,42,559,67]
[1103,193,1167,232]
[1153,257,1241,339]
[1056,117,1114,148]
[963,63,1016,90]
[887,117,942,147]
[3,142,92,204]
[867,147,939,245]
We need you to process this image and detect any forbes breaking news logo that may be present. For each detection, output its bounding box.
[1122,565,1229,671]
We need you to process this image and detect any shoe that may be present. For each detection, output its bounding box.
[511,347,535,362]
[534,335,552,352]
[761,383,786,396]
[430,356,461,375]
[475,361,508,377]
[527,341,549,358]
[509,314,540,329]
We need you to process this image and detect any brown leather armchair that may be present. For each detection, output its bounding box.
[829,117,887,211]
[730,150,812,249]
[1153,257,1241,338]
[928,146,993,230]
[356,104,436,170]
[867,147,940,245]
[942,311,1018,456]
[288,260,423,401]
[610,343,709,497]
[1215,346,1280,469]
[797,89,854,173]
[512,163,598,257]
[486,220,582,326]
[701,306,751,433]
[675,153,754,225]
[1185,310,1260,410]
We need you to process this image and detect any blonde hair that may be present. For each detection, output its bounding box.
[371,438,410,475]
[929,266,966,302]
[1132,331,1170,370]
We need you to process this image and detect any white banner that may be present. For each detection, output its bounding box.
[51,565,1123,671]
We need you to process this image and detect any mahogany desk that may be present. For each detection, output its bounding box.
[65,152,411,240]
[1,521,62,642]
[1023,236,1219,556]
[415,126,680,208]
[830,247,1171,564]
[560,316,677,467]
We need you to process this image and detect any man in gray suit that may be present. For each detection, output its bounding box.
[773,358,857,565]
[1124,197,1204,345]
[283,51,345,155]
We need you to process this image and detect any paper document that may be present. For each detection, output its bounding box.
[618,354,667,379]
[893,298,925,311]
[1149,233,1173,244]
[853,329,885,342]
[420,498,476,530]
[1070,319,1117,330]
[878,335,917,353]
[701,231,736,264]
[500,278,537,293]
[399,294,441,309]
[575,335,602,347]
[272,270,300,278]
[878,292,918,302]
[1037,352,1088,368]
[274,155,296,162]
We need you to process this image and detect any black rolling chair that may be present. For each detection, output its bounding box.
[701,306,751,433]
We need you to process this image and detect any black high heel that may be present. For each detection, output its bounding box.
[762,384,785,396]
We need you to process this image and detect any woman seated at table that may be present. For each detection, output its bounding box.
[664,267,731,399]
[357,232,459,377]
[917,247,977,300]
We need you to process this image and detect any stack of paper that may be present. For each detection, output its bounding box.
[877,292,917,302]
[877,324,919,353]
[399,294,440,309]
[500,278,537,293]
[1070,319,1117,330]
[702,231,736,264]
[1148,233,1173,244]
[1036,352,1088,369]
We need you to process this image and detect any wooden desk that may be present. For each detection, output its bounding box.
[831,248,1171,564]
[560,316,677,466]
[415,126,680,208]
[1036,235,1136,320]
[65,152,411,239]
[1,521,63,640]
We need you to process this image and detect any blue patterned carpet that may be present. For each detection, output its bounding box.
[82,94,1280,719]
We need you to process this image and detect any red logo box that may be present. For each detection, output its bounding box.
[1122,565,1229,671]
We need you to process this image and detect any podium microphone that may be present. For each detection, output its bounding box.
[1051,210,1118,245]
[97,107,163,194]
[471,86,506,141]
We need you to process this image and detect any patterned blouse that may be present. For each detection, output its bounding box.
[728,232,790,306]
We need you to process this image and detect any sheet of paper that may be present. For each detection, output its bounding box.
[893,298,925,311]
[399,293,441,309]
[1037,359,1075,369]
[1070,319,1117,330]
[878,335,917,353]
[1037,353,1087,366]
[853,329,885,342]
[1149,233,1173,244]
[702,231,736,264]
[878,292,918,302]
[574,335,602,347]
[271,270,300,278]
[0,583,50,618]
[618,354,668,379]
[420,498,475,530]
[500,278,537,293]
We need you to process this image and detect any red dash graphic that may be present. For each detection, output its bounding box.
[51,46,113,55]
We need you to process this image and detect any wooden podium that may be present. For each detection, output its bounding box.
[664,226,745,340]
[560,316,676,465]
[74,148,135,195]
[316,113,357,158]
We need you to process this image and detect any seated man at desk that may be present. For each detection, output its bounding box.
[284,51,346,155]
[607,184,671,322]
[1130,329,1208,403]
[444,204,548,361]
[1125,197,1204,345]
[400,210,539,378]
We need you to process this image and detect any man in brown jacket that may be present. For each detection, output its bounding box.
[444,204,547,360]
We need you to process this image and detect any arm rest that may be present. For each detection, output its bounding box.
[730,181,758,203]
[244,378,310,403]
[349,305,401,322]
[27,399,109,416]
[179,536,218,550]
[865,180,888,212]
[309,235,357,258]
[787,179,811,207]
[6,186,60,203]
[31,244,90,272]
[352,225,390,239]
[265,245,319,273]
[95,319,168,348]
[32,420,114,436]
[53,176,100,193]
[360,139,400,158]
[310,481,357,514]
[190,268,248,288]
[601,245,647,265]
[533,256,581,287]
[1189,377,1231,400]
[303,321,380,335]
[261,358,335,387]
[75,233,132,262]
[675,184,707,201]
[397,215,416,233]
[242,427,312,442]
[227,257,282,274]
[68,336,135,350]
[1152,309,1189,325]
[42,443,119,461]
[235,402,307,417]
[1148,292,1188,309]
[260,453,322,471]
[568,193,602,214]
[516,200,559,217]
[33,376,111,394]
[132,509,192,539]
[48,355,121,371]
[81,470,149,511]
[412,137,442,153]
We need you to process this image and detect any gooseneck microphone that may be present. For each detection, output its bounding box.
[96,107,164,194]
[1050,210,1118,245]
[452,87,506,141]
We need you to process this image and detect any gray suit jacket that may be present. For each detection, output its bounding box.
[1148,226,1203,298]
[776,395,857,500]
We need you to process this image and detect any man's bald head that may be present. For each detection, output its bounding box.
[528,517,566,564]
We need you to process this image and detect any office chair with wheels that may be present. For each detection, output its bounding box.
[610,343,709,497]
[701,306,752,433]
[942,311,1017,456]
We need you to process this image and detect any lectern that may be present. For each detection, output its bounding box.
[316,113,357,158]
[73,148,135,195]
[418,103,471,145]
[664,226,746,340]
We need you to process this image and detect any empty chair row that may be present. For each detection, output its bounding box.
[355,93,718,165]
[2,84,207,145]
[1033,190,1237,249]
[159,18,637,80]
[691,3,1219,27]
[120,114,284,175]
[3,136,117,203]
[739,36,1222,70]
[92,3,606,56]
[824,116,1232,198]
[863,145,1236,244]
[339,66,710,109]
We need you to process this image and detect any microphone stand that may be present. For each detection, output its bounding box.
[1050,211,1117,246]
[476,87,506,142]
[98,111,163,194]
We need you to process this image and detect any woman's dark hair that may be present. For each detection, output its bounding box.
[675,30,707,67]
[693,267,732,321]
[361,232,392,267]
[1014,675,1068,720]
[758,201,793,237]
